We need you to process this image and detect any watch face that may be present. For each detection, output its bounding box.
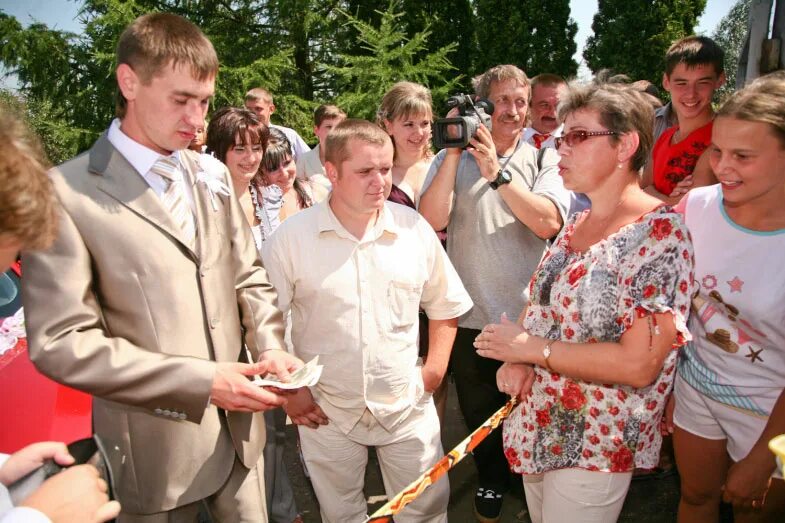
[501,170,512,183]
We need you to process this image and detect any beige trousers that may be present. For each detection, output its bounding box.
[299,399,448,523]
[117,454,266,523]
[523,467,633,523]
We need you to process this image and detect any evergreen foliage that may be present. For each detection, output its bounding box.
[711,0,751,103]
[475,0,578,79]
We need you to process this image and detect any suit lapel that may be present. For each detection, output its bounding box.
[180,151,213,258]
[90,134,199,261]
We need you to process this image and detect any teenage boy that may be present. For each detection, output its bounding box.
[296,104,346,183]
[643,36,725,204]
[245,88,310,159]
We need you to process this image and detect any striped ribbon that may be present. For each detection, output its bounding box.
[366,398,518,522]
[151,156,196,246]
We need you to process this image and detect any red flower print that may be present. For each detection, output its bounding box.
[682,249,690,260]
[592,389,604,401]
[550,373,560,381]
[572,312,580,322]
[589,435,601,445]
[616,420,626,431]
[639,247,647,256]
[646,400,658,411]
[657,382,668,394]
[560,382,587,411]
[568,264,588,285]
[617,390,628,401]
[564,327,575,339]
[600,424,610,435]
[590,407,600,418]
[650,218,673,240]
[675,229,684,240]
[643,285,657,298]
[582,449,593,458]
[588,465,600,471]
[551,444,563,455]
[562,296,571,307]
[613,436,623,446]
[679,280,688,294]
[523,450,531,459]
[544,386,557,396]
[610,446,634,472]
[535,409,551,427]
[585,422,591,430]
[505,447,521,467]
[608,406,620,416]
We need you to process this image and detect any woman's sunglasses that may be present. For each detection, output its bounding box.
[555,130,617,149]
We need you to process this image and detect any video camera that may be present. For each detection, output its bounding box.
[432,94,494,149]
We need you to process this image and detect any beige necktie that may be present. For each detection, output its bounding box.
[150,156,196,246]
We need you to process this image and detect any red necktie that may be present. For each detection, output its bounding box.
[532,133,551,149]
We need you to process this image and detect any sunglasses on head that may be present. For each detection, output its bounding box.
[555,130,617,149]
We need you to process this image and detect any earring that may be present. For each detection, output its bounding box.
[617,163,623,169]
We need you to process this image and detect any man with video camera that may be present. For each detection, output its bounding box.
[419,64,570,523]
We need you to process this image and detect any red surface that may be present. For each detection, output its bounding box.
[0,342,92,453]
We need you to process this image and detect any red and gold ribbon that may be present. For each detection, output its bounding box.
[366,398,518,522]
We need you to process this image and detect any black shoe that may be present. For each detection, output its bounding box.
[473,487,503,523]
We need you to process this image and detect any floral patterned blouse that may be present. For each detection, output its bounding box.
[503,206,694,474]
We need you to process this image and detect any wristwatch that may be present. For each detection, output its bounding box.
[542,340,555,371]
[489,168,512,190]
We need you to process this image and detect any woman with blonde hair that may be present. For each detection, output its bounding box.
[474,79,694,522]
[671,71,785,522]
[378,81,434,208]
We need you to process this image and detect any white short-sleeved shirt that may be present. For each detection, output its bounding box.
[678,185,785,417]
[262,200,473,433]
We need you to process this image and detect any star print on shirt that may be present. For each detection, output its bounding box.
[745,347,764,363]
[727,276,744,293]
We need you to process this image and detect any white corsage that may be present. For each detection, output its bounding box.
[196,154,232,211]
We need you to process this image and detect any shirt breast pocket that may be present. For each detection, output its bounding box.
[387,281,422,332]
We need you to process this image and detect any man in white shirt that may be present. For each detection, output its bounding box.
[522,73,566,150]
[522,73,590,216]
[263,119,473,523]
[245,87,310,159]
[296,103,346,185]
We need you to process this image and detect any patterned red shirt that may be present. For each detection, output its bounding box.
[652,121,713,196]
[503,207,694,474]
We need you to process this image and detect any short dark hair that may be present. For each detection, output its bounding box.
[664,36,724,77]
[115,13,219,118]
[205,107,269,164]
[314,104,347,127]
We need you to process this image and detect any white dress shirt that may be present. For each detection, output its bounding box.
[522,123,563,150]
[107,119,196,212]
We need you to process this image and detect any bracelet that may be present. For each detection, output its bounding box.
[542,339,555,371]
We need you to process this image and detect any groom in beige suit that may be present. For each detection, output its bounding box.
[21,13,302,522]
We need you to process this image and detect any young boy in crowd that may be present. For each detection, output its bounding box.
[296,104,346,186]
[643,35,725,205]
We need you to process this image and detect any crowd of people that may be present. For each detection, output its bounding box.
[0,11,783,523]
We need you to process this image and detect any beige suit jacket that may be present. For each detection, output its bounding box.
[21,133,286,514]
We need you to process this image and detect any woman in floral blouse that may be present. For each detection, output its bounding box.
[474,80,695,522]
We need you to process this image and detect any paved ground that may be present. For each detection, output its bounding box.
[283,378,690,522]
